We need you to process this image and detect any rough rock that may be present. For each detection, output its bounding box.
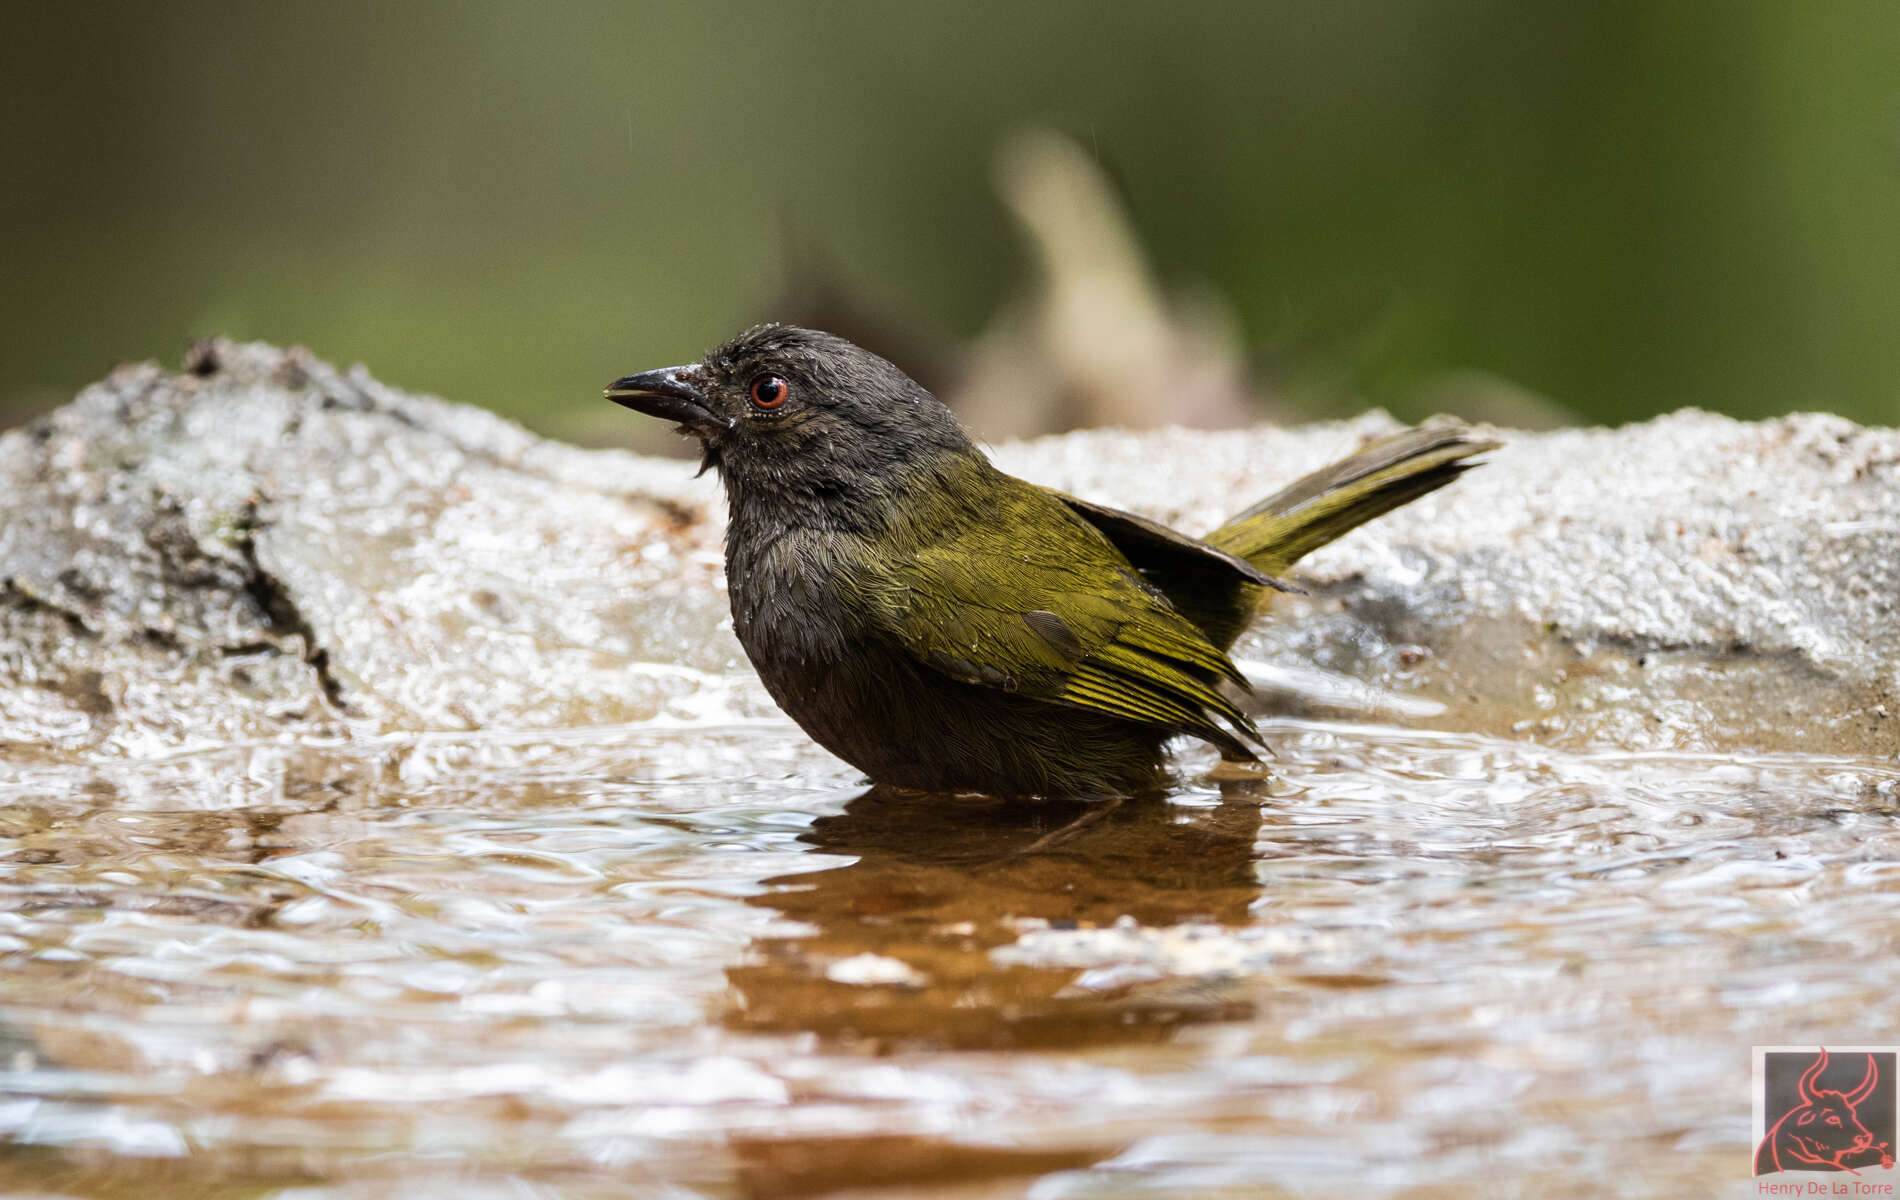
[2,340,1895,772]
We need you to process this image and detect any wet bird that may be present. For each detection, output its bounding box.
[607,325,1494,799]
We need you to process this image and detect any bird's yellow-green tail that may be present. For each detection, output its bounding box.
[1206,424,1498,578]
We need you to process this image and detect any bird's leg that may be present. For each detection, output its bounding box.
[1013,795,1126,856]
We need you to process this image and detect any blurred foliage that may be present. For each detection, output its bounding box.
[5,1,1900,447]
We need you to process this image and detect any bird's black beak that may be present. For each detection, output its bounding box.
[604,365,729,437]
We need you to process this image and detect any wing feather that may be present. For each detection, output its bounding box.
[865,475,1260,753]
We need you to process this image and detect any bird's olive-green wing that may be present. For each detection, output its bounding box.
[865,484,1259,750]
[1052,490,1299,652]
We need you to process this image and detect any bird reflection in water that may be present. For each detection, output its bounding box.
[724,785,1266,1052]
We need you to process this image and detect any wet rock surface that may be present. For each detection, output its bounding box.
[3,339,1895,763]
[1,341,745,767]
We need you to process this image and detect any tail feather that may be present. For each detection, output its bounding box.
[1206,425,1497,577]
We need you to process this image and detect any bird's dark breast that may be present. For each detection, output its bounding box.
[726,527,1166,799]
[759,642,1169,798]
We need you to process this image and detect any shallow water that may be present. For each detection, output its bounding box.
[1,715,1897,1198]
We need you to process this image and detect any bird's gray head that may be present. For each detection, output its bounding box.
[605,325,976,501]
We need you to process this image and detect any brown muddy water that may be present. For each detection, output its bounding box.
[1,715,1897,1198]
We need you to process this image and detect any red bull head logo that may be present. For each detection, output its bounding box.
[1756,1047,1896,1176]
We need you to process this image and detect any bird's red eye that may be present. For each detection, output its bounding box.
[749,375,789,410]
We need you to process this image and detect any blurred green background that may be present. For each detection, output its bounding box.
[5,2,1900,446]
